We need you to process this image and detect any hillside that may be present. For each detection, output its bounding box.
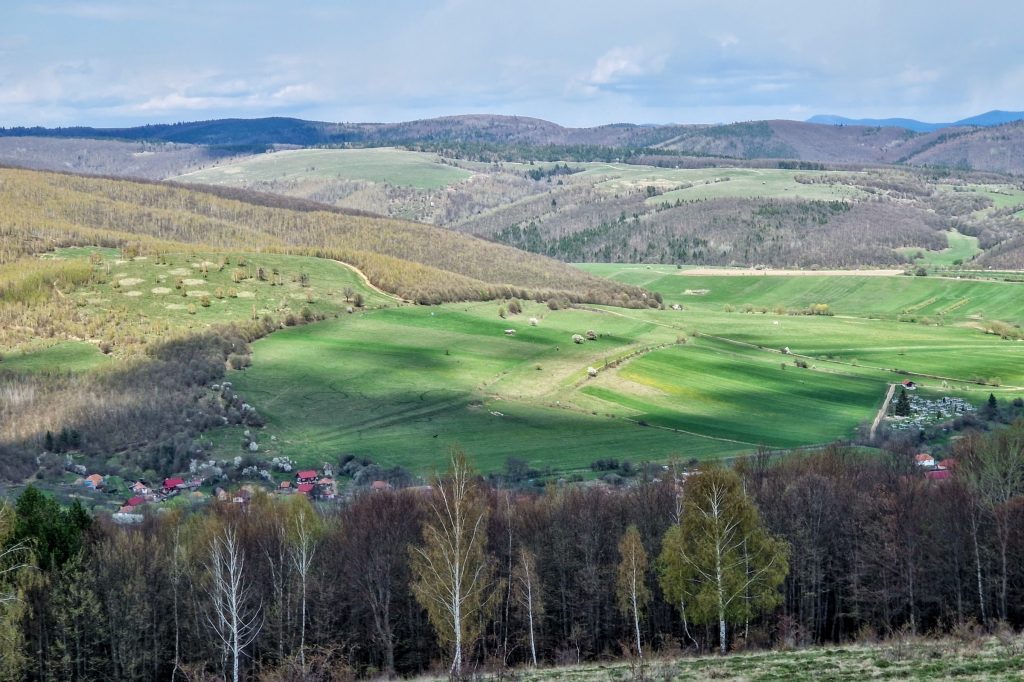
[172,150,1024,268]
[0,167,650,306]
[5,114,1024,175]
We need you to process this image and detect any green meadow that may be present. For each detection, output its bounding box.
[566,164,864,203]
[19,252,1024,476]
[0,341,110,372]
[174,147,472,190]
[200,263,1024,474]
[60,246,393,335]
[898,229,982,266]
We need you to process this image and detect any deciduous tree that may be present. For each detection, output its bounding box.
[659,467,788,654]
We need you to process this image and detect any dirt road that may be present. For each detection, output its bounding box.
[870,384,897,440]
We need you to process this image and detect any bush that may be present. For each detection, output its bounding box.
[572,334,584,344]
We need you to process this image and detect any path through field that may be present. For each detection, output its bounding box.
[870,383,896,440]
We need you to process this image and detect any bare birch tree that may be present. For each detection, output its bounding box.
[410,448,494,678]
[288,499,319,673]
[205,526,263,682]
[616,525,650,659]
[511,548,543,667]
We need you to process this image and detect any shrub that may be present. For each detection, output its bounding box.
[572,334,584,344]
[585,330,597,340]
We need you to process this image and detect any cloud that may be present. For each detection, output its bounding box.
[588,46,666,86]
[715,34,740,49]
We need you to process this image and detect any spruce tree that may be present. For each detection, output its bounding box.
[895,388,912,417]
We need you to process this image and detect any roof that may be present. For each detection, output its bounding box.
[163,477,185,488]
[297,470,318,479]
[279,480,291,488]
[927,469,952,480]
[939,458,957,469]
[85,474,104,485]
[371,480,392,490]
[297,483,315,494]
[914,454,934,463]
[126,496,145,507]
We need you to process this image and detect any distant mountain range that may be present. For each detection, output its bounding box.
[807,110,1024,132]
[2,112,1024,174]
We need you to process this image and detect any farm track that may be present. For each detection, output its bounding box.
[870,384,896,440]
[329,259,408,304]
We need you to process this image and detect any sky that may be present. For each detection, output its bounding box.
[2,0,1022,128]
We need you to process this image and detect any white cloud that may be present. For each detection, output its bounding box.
[716,33,739,48]
[588,46,666,86]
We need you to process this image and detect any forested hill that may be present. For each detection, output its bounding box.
[4,114,1024,173]
[0,167,651,306]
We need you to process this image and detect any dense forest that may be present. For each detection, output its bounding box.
[2,433,1023,681]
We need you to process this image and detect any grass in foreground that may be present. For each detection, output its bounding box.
[440,635,1024,681]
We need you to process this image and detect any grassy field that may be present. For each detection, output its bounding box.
[898,229,982,266]
[200,264,1024,474]
[433,636,1024,681]
[0,341,110,372]
[65,246,392,333]
[208,301,752,474]
[575,264,1024,326]
[174,147,472,190]
[563,164,864,203]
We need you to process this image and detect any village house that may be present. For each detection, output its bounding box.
[914,453,935,468]
[296,469,319,484]
[84,473,104,489]
[130,480,150,495]
[119,496,146,513]
[318,477,337,499]
[162,477,185,494]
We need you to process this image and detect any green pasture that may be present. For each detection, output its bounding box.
[193,263,1024,474]
[575,264,1024,325]
[212,301,745,474]
[898,229,981,266]
[174,147,472,190]
[569,164,863,203]
[69,248,391,328]
[0,341,110,373]
[578,340,883,448]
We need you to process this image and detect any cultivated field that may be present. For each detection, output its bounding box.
[197,265,1024,475]
[174,147,472,190]
[576,164,864,203]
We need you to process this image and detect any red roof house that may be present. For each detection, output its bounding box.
[297,483,315,495]
[296,470,319,483]
[163,477,185,492]
[84,474,104,489]
[371,480,393,492]
[914,454,935,468]
[126,496,146,507]
[926,469,952,481]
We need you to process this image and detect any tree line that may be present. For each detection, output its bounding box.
[2,428,1023,681]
